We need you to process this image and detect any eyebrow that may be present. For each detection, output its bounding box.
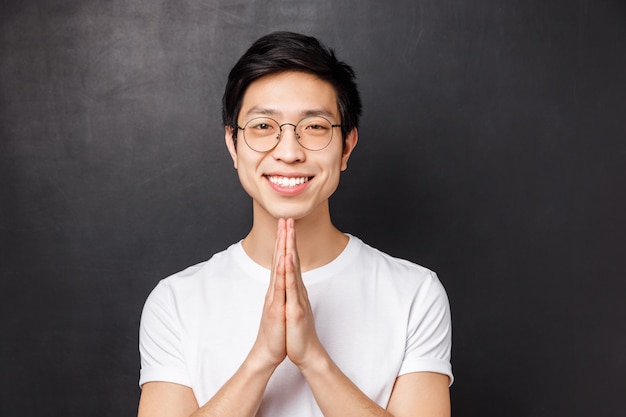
[244,106,337,120]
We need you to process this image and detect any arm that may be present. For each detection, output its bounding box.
[137,382,197,417]
[138,224,290,417]
[386,372,450,417]
[138,219,450,416]
[300,359,450,417]
[283,219,450,417]
[136,363,451,417]
[137,356,279,417]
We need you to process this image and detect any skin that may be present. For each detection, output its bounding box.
[137,71,450,417]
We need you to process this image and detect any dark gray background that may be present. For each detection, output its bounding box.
[1,1,625,416]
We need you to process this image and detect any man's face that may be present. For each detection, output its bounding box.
[225,71,357,222]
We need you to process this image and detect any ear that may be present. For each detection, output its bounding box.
[340,128,358,171]
[225,126,238,169]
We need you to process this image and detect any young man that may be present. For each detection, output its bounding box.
[137,32,452,417]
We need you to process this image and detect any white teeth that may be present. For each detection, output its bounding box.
[268,176,310,188]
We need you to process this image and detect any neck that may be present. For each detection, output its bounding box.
[242,201,348,271]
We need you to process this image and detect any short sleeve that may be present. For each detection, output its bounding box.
[138,279,191,388]
[398,271,453,385]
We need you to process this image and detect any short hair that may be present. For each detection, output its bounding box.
[222,31,362,145]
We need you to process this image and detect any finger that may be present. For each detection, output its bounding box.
[269,220,287,293]
[285,252,311,326]
[274,254,286,305]
[285,221,296,293]
[278,219,287,259]
[286,219,301,275]
[284,252,299,302]
[272,219,285,267]
[267,229,279,296]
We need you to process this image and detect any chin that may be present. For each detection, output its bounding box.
[268,209,311,221]
[263,201,325,222]
[253,193,331,222]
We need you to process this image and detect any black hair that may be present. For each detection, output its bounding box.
[222,31,362,145]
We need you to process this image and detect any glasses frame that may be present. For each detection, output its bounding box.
[237,116,342,152]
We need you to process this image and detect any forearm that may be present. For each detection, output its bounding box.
[191,354,278,417]
[300,352,392,417]
[192,223,289,417]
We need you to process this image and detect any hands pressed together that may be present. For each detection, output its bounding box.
[140,217,449,417]
[252,218,324,371]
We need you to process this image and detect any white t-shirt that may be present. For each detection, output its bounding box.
[139,235,452,415]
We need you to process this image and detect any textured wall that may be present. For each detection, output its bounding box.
[1,1,625,415]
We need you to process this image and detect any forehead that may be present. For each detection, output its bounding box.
[239,71,339,120]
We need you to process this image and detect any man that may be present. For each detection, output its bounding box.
[137,31,452,417]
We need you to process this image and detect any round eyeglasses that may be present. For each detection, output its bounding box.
[237,116,342,152]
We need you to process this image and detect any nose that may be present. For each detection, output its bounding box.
[278,123,300,141]
[272,124,305,162]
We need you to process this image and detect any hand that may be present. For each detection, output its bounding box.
[250,219,288,368]
[250,218,325,370]
[283,218,324,368]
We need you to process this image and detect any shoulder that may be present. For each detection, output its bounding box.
[145,241,243,304]
[350,235,440,286]
[346,235,449,309]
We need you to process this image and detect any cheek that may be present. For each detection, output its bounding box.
[236,169,260,201]
[235,155,260,188]
[321,157,345,188]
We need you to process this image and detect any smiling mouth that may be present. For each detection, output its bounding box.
[266,175,312,188]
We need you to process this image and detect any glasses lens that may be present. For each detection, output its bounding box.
[296,117,334,151]
[243,118,279,152]
[241,116,336,152]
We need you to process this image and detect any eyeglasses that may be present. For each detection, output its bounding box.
[237,116,341,152]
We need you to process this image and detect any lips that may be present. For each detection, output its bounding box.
[266,175,312,188]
